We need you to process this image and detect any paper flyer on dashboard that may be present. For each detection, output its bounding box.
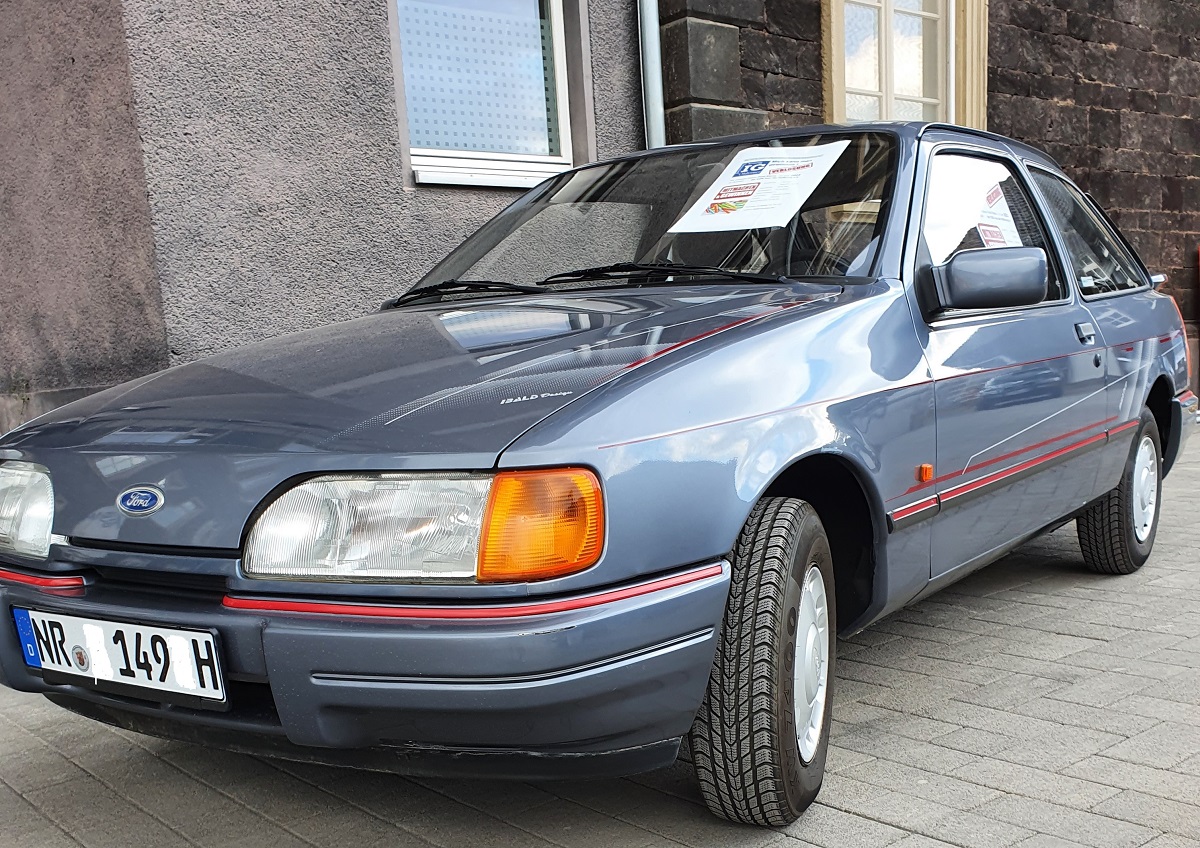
[668,140,852,233]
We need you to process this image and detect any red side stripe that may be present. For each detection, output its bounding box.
[895,416,1116,499]
[941,432,1108,503]
[623,300,816,370]
[623,316,760,370]
[935,335,1158,385]
[600,378,935,451]
[223,563,725,620]
[891,496,938,521]
[0,567,86,589]
[889,424,1120,529]
[1108,420,1140,436]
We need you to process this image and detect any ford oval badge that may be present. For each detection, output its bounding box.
[117,486,165,516]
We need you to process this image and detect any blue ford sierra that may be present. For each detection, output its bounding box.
[0,123,1194,826]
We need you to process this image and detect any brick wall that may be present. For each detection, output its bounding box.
[987,0,1200,336]
[659,0,823,143]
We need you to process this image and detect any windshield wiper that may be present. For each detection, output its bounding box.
[386,263,804,309]
[382,279,545,309]
[543,262,793,286]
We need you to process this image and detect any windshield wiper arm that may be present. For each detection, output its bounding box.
[543,262,792,286]
[387,264,800,309]
[383,279,545,309]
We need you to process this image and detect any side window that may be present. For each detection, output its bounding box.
[921,153,1065,301]
[1029,170,1146,296]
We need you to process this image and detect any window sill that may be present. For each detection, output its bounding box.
[411,152,572,189]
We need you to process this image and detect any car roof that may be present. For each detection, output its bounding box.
[596,121,1063,175]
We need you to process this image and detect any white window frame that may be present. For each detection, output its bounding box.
[828,0,949,123]
[389,0,575,189]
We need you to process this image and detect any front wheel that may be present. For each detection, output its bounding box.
[1077,408,1162,574]
[690,497,836,826]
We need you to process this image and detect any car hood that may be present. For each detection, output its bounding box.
[1,284,842,549]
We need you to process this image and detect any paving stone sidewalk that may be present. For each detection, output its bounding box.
[3,442,1198,848]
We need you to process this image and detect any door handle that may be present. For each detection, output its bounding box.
[1075,322,1096,345]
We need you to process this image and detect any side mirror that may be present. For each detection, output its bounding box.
[1149,273,1167,290]
[932,247,1048,312]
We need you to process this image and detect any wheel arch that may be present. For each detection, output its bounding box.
[761,450,887,636]
[1145,375,1176,474]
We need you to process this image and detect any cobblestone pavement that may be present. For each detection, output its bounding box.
[3,442,1198,848]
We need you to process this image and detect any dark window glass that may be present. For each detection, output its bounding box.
[921,153,1064,301]
[1030,170,1145,296]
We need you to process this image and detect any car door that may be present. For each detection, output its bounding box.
[1026,167,1172,491]
[909,148,1111,581]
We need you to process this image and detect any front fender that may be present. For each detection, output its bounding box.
[500,282,935,600]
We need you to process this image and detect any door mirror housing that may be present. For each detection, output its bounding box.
[931,247,1048,312]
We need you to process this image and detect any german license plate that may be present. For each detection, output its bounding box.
[12,608,225,703]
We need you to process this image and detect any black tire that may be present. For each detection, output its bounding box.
[690,497,836,826]
[1077,408,1162,575]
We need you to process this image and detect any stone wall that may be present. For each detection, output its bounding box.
[988,0,1200,339]
[659,0,823,143]
[0,0,167,432]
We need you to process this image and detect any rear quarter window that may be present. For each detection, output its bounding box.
[1029,169,1146,297]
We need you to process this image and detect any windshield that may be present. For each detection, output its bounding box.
[417,131,897,288]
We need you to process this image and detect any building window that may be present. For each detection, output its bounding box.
[835,0,947,121]
[395,0,573,188]
[826,0,988,128]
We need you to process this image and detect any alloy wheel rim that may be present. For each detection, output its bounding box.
[794,563,830,763]
[1132,435,1158,543]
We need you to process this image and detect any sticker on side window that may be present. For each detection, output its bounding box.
[976,182,1022,248]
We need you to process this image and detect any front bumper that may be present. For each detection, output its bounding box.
[0,558,729,779]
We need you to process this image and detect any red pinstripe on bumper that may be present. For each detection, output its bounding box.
[222,562,725,620]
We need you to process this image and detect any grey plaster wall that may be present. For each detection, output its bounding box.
[588,0,646,160]
[0,0,166,403]
[120,0,647,365]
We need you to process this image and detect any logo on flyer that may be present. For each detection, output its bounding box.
[706,201,748,215]
[977,223,1007,247]
[734,160,770,177]
[768,162,814,175]
[713,184,759,202]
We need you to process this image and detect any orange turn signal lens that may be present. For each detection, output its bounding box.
[477,468,604,583]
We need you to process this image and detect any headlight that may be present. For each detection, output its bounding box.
[243,468,603,583]
[0,462,55,560]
